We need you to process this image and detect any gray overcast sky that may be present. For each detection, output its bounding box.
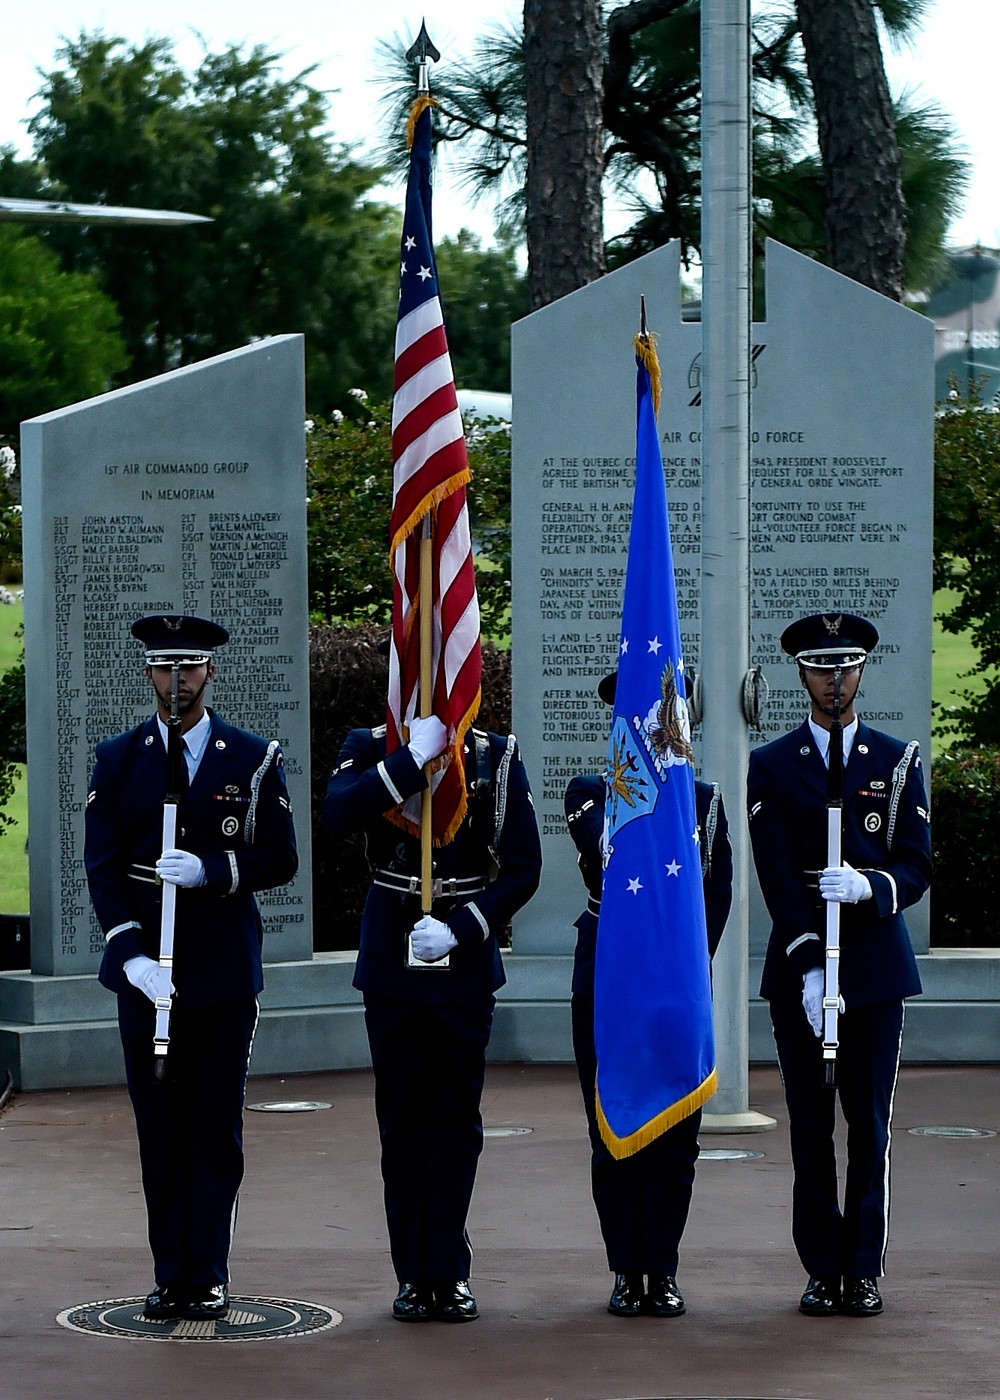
[2,0,997,249]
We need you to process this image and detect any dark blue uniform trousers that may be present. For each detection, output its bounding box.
[363,994,495,1284]
[770,996,905,1279]
[572,994,700,1276]
[118,991,258,1288]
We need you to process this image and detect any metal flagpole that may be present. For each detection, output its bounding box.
[698,0,774,1131]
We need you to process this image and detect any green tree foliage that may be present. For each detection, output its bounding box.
[931,748,1000,946]
[933,389,1000,745]
[759,93,969,295]
[0,225,127,438]
[375,2,967,291]
[306,398,511,639]
[435,231,527,391]
[18,34,402,412]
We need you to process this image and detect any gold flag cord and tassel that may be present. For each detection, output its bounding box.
[633,329,662,416]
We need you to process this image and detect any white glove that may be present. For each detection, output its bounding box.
[156,848,207,888]
[802,968,824,1038]
[819,862,872,904]
[124,955,175,1004]
[409,914,458,963]
[407,716,448,767]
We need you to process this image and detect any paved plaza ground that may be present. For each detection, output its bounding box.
[1,1062,998,1399]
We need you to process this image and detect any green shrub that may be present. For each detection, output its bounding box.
[306,398,512,639]
[934,389,1000,744]
[930,746,1000,946]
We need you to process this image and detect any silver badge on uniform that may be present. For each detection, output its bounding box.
[222,816,239,836]
[865,812,882,832]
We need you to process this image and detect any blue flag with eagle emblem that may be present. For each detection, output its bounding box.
[593,333,717,1159]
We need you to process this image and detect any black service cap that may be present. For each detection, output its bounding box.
[780,611,878,668]
[132,614,229,665]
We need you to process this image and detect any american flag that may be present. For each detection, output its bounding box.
[386,96,482,844]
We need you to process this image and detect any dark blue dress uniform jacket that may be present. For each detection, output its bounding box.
[86,710,299,1006]
[748,719,931,1008]
[323,727,542,1003]
[565,774,733,996]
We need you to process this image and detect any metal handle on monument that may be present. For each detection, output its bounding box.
[823,668,843,1087]
[154,665,183,1082]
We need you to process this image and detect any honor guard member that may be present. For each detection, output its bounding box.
[565,670,733,1319]
[747,612,931,1319]
[85,615,298,1322]
[323,694,542,1324]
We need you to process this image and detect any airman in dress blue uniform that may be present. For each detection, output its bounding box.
[85,615,298,1322]
[565,670,733,1319]
[747,611,931,1319]
[323,704,541,1323]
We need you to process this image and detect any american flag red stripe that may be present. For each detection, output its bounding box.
[386,97,481,844]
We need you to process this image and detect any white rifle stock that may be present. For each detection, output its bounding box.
[153,665,183,1081]
[822,669,844,1087]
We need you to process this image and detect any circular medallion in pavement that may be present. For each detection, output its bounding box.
[246,1100,333,1113]
[56,1296,343,1342]
[908,1125,996,1139]
[700,1148,765,1161]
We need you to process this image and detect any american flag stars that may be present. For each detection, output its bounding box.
[627,876,643,894]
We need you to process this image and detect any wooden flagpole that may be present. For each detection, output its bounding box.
[419,514,434,912]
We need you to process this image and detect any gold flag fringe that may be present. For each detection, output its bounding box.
[633,330,662,417]
[384,688,482,845]
[406,95,440,150]
[388,468,472,566]
[596,1067,717,1160]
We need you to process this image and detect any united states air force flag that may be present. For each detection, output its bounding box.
[594,332,716,1159]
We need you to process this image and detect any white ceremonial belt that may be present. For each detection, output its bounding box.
[373,870,485,899]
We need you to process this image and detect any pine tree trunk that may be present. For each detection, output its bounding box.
[523,0,606,309]
[796,0,905,301]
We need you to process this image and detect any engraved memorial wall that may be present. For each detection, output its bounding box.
[22,336,312,975]
[512,241,933,955]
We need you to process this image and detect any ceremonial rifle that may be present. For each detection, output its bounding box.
[153,664,183,1081]
[822,668,843,1087]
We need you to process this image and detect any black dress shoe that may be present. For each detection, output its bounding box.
[645,1273,685,1317]
[607,1272,645,1317]
[841,1276,883,1316]
[799,1276,842,1316]
[183,1285,229,1321]
[392,1282,435,1322]
[142,1284,185,1321]
[434,1280,479,1322]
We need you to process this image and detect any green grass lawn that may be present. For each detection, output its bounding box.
[0,594,22,671]
[0,591,989,913]
[0,763,28,912]
[932,587,993,737]
[0,598,26,912]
